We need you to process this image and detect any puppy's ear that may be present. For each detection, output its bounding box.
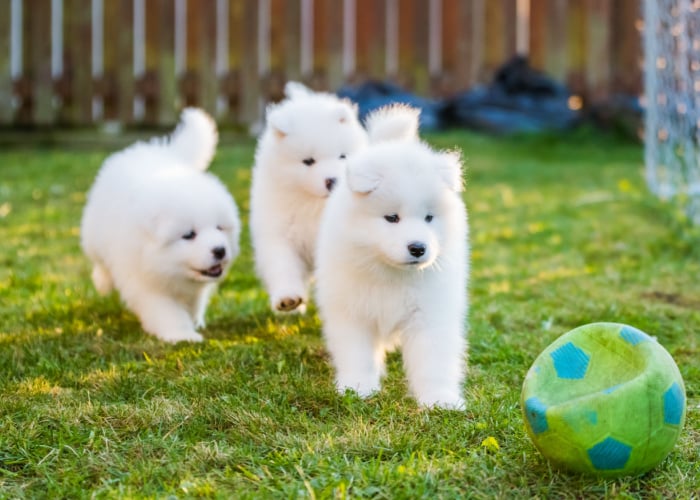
[346,161,382,194]
[365,104,420,143]
[340,98,360,117]
[284,81,313,99]
[334,103,356,125]
[437,150,465,192]
[266,106,292,140]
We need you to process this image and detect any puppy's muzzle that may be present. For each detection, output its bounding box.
[325,177,337,192]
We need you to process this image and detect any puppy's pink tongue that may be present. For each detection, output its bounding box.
[202,264,223,277]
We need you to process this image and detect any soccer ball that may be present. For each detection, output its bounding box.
[521,322,686,477]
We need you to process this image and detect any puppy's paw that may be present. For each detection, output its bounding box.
[273,296,306,313]
[156,330,204,344]
[336,376,380,399]
[417,391,465,410]
[91,265,113,295]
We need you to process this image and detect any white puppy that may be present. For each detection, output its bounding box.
[315,105,469,409]
[250,82,368,313]
[81,108,240,343]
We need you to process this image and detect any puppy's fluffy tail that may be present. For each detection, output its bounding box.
[168,108,218,171]
[365,104,420,144]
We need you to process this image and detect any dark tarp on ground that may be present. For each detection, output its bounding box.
[338,56,584,134]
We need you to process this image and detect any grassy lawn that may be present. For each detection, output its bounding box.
[0,129,698,498]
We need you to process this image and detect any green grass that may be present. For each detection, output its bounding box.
[0,129,698,498]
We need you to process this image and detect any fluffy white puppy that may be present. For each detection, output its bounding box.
[250,82,368,313]
[315,105,469,409]
[81,108,240,343]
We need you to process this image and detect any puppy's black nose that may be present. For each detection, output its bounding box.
[407,242,426,258]
[212,246,226,260]
[325,177,337,192]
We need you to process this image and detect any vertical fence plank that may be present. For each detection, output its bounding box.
[154,0,176,125]
[113,0,134,124]
[409,0,430,93]
[0,1,12,124]
[316,0,344,90]
[612,0,642,95]
[238,0,260,125]
[26,0,54,125]
[198,1,218,114]
[531,0,569,83]
[184,0,199,107]
[483,0,517,77]
[584,0,611,101]
[355,0,385,81]
[282,0,301,84]
[567,0,587,96]
[428,0,443,93]
[101,0,121,121]
[447,0,485,89]
[397,0,414,88]
[63,0,93,125]
[397,0,429,92]
[440,0,458,92]
[140,0,159,124]
[264,0,285,100]
[529,0,547,69]
[224,0,244,121]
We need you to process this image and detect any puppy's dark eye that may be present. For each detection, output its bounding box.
[339,154,347,159]
[384,214,400,223]
[182,230,197,240]
[302,157,316,166]
[425,214,433,223]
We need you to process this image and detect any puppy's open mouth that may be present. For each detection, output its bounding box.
[199,264,223,278]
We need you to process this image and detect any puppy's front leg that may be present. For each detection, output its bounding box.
[324,322,384,398]
[402,325,466,409]
[257,241,309,313]
[131,293,203,343]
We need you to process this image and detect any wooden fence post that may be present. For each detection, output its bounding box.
[26,0,55,125]
[483,0,517,78]
[238,0,261,126]
[283,0,301,85]
[612,0,643,95]
[530,0,569,83]
[584,0,612,102]
[0,2,12,124]
[448,0,485,90]
[356,0,386,82]
[315,0,345,91]
[114,0,134,124]
[198,0,219,115]
[154,0,176,126]
[63,0,93,125]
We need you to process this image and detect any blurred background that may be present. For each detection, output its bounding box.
[0,0,643,135]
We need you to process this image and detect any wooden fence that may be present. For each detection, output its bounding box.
[0,0,642,128]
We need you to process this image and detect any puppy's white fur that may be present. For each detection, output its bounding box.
[250,82,368,313]
[315,105,469,409]
[81,108,240,343]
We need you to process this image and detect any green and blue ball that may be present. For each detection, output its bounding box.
[521,322,686,477]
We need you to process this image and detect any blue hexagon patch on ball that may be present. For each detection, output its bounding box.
[663,382,685,425]
[620,325,651,346]
[550,341,590,379]
[524,397,549,434]
[587,437,632,470]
